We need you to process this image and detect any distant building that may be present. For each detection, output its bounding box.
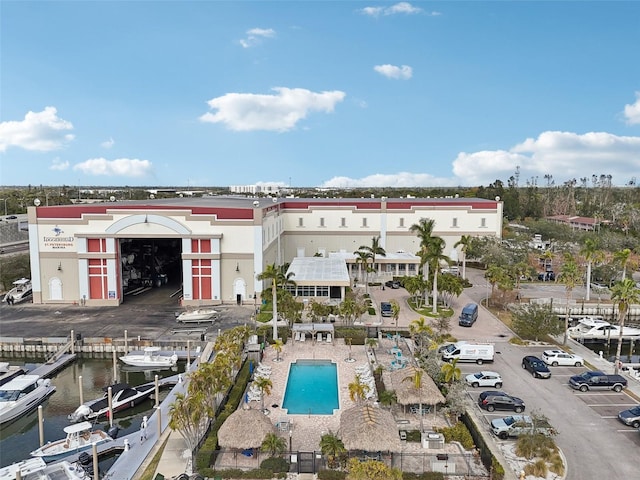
[547,215,602,231]
[229,183,286,195]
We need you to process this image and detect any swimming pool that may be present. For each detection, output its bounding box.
[282,359,339,414]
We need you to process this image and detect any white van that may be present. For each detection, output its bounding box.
[441,341,494,364]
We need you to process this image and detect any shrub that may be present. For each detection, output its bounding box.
[524,459,548,478]
[492,456,505,480]
[260,457,290,473]
[317,470,347,480]
[368,307,376,315]
[436,422,474,450]
[403,473,445,480]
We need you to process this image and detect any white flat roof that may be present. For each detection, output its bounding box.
[287,257,350,285]
[328,251,420,262]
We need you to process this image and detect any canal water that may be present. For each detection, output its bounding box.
[0,354,185,468]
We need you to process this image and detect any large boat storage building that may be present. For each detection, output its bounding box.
[26,196,503,307]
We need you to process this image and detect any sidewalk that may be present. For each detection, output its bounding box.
[153,430,191,479]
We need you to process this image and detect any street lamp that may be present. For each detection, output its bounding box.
[289,429,293,452]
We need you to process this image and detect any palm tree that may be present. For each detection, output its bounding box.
[580,238,604,301]
[610,279,640,374]
[348,374,370,403]
[559,253,583,345]
[453,235,471,280]
[257,264,280,341]
[426,236,450,314]
[320,431,346,469]
[273,338,284,362]
[254,375,273,413]
[613,248,632,280]
[409,317,433,357]
[390,299,400,345]
[366,337,378,353]
[359,236,386,283]
[261,432,287,457]
[484,265,503,307]
[403,367,425,420]
[410,218,436,304]
[168,391,210,467]
[440,358,461,384]
[377,389,397,410]
[353,249,373,292]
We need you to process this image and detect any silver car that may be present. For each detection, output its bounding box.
[618,405,640,428]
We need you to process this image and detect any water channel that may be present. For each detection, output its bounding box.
[0,353,186,468]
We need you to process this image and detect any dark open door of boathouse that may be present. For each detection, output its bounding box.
[297,452,316,474]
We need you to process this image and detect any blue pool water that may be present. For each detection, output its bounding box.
[282,359,339,414]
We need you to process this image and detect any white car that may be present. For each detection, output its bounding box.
[542,349,584,367]
[465,371,503,388]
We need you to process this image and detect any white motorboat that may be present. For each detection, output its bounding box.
[119,346,178,368]
[0,458,88,480]
[30,421,113,462]
[2,278,32,304]
[0,375,56,426]
[0,362,26,387]
[176,308,218,323]
[68,382,156,422]
[568,317,640,340]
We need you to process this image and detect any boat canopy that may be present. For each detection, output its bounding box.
[63,421,93,434]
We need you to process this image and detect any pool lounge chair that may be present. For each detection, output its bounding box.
[300,333,306,342]
[294,332,301,341]
[317,333,323,342]
[326,333,332,343]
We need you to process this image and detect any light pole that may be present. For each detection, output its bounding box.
[289,429,292,452]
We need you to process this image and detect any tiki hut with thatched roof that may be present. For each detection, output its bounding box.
[218,406,276,450]
[338,403,403,453]
[390,366,445,414]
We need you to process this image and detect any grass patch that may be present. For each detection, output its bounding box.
[138,436,170,480]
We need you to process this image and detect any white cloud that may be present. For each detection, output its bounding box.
[0,107,74,152]
[453,131,640,185]
[360,2,426,17]
[73,158,153,177]
[322,172,455,188]
[199,87,346,132]
[101,137,115,149]
[50,157,70,171]
[321,130,640,188]
[623,92,640,125]
[374,64,413,79]
[240,27,276,48]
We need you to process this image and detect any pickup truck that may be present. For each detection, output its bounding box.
[490,415,556,439]
[569,371,627,392]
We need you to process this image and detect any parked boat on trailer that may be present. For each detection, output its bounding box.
[175,308,218,323]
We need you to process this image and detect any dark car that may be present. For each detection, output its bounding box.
[478,391,525,413]
[538,271,555,281]
[384,280,400,289]
[522,356,551,379]
[380,302,393,317]
[618,405,640,428]
[5,215,17,220]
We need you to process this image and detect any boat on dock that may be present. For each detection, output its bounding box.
[30,421,114,462]
[176,307,218,323]
[119,346,178,369]
[68,382,156,422]
[0,375,56,426]
[2,278,32,304]
[568,317,640,341]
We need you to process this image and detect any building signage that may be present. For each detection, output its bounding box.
[43,226,75,249]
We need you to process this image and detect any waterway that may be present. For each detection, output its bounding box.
[0,353,186,468]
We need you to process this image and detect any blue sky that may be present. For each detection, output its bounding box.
[1,1,639,189]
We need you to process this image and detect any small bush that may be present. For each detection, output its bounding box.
[368,307,376,315]
[492,456,505,480]
[524,459,548,478]
[317,470,347,480]
[402,473,445,480]
[509,336,526,345]
[548,452,565,476]
[260,457,289,473]
[436,421,474,450]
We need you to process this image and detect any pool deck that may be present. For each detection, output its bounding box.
[245,335,449,453]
